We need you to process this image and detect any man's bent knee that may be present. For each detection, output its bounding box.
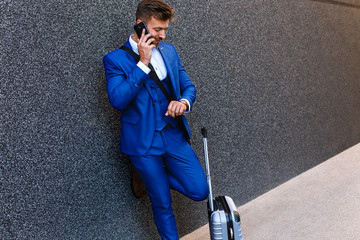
[189,183,209,201]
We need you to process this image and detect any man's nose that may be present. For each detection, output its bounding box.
[160,30,166,39]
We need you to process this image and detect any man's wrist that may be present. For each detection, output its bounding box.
[179,100,190,111]
[137,61,151,74]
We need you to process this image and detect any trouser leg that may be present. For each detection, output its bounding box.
[129,154,178,240]
[161,127,209,201]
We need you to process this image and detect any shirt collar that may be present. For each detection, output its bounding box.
[129,35,139,54]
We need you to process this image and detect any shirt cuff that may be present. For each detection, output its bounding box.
[180,98,191,112]
[137,61,151,74]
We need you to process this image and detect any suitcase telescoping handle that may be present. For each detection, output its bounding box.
[201,127,214,212]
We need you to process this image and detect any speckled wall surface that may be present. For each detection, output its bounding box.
[1,0,360,239]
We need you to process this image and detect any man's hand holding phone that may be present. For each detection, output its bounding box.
[136,23,155,66]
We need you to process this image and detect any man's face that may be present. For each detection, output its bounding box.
[145,17,169,47]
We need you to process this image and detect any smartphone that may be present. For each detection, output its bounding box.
[134,21,153,44]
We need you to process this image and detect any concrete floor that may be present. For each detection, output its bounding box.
[181,143,360,240]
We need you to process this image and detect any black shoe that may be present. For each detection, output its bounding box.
[130,164,146,198]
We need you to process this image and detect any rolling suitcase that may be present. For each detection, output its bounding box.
[201,128,243,240]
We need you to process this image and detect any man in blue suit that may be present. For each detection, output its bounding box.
[103,1,208,239]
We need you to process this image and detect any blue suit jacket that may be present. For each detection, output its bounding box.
[103,40,196,156]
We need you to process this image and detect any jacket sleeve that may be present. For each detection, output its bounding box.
[176,50,196,110]
[103,53,148,111]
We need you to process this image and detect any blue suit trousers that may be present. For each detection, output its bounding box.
[128,127,209,240]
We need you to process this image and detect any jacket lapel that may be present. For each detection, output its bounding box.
[158,43,180,100]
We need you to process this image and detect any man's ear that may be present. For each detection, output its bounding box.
[136,19,142,24]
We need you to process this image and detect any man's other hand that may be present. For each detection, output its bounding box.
[165,101,187,118]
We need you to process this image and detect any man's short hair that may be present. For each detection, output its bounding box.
[136,0,176,22]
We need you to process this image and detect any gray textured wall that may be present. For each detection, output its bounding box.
[1,0,360,239]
